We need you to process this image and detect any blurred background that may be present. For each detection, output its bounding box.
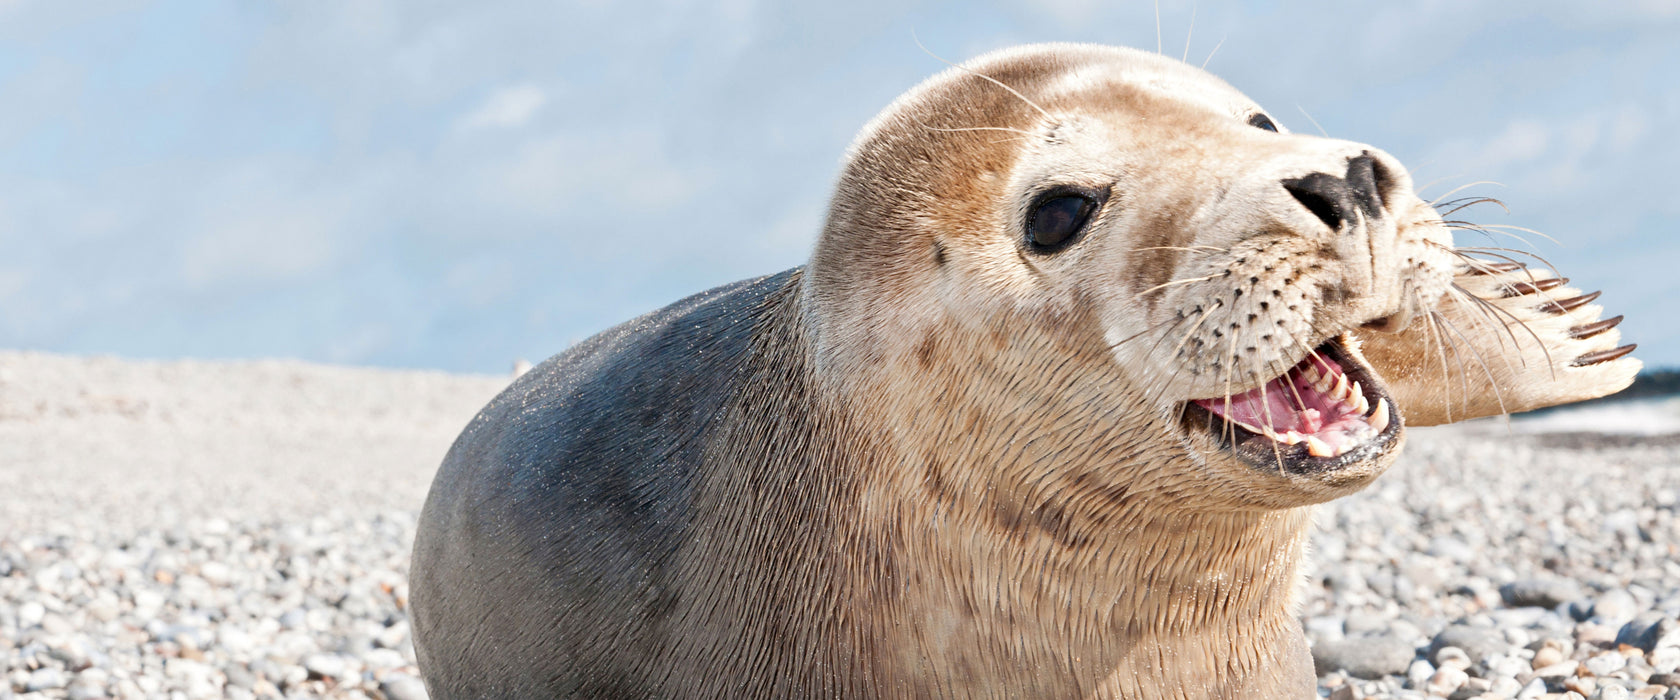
[3,0,1677,373]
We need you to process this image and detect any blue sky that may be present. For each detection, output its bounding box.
[3,1,1677,373]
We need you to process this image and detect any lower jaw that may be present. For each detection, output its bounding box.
[1179,338,1404,476]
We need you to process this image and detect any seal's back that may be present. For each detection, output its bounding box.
[409,269,796,697]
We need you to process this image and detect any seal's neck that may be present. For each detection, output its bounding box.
[814,311,1320,694]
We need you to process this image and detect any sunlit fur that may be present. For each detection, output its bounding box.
[411,43,1639,698]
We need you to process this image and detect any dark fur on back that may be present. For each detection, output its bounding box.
[410,269,803,697]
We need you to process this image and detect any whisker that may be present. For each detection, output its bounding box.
[912,35,1057,124]
[1452,248,1562,281]
[1165,302,1221,362]
[1452,283,1558,378]
[1430,298,1474,417]
[1428,181,1503,207]
[1444,223,1554,250]
[1107,315,1188,352]
[1419,299,1455,423]
[1138,272,1225,298]
[1426,241,1559,280]
[1222,334,1238,448]
[1434,311,1510,417]
[1412,174,1467,198]
[917,123,1042,139]
[1457,222,1559,245]
[1442,286,1523,374]
[1437,197,1509,218]
[1258,362,1287,474]
[1201,34,1227,69]
[1154,0,1163,55]
[1130,245,1228,254]
[1295,105,1329,137]
[1182,1,1197,63]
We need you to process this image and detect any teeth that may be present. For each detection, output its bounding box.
[1333,374,1349,400]
[1262,426,1303,445]
[1348,381,1366,411]
[1314,371,1335,394]
[1301,364,1323,385]
[1367,398,1390,432]
[1354,392,1369,415]
[1305,435,1337,458]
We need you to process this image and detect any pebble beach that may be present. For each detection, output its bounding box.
[2,350,1677,699]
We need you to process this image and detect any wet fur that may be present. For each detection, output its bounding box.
[411,44,1636,698]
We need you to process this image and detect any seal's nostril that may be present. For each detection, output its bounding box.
[1282,172,1351,231]
[1343,154,1387,220]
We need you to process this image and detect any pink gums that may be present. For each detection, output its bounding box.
[1193,353,1378,452]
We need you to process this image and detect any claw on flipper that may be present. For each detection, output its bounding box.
[1541,291,1601,314]
[1569,315,1624,340]
[1503,277,1567,297]
[1572,344,1638,367]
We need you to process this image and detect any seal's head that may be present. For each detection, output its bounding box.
[805,43,1456,510]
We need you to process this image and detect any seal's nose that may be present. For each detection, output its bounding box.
[1282,152,1394,232]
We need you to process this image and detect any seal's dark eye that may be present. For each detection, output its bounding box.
[1247,113,1278,132]
[1027,193,1099,252]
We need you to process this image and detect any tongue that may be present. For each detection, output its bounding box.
[1193,353,1388,457]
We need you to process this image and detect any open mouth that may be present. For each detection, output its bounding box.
[1181,336,1401,472]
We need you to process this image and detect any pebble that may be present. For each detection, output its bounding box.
[1502,578,1585,610]
[1596,685,1632,700]
[1290,421,1680,698]
[1595,590,1642,624]
[1619,614,1680,653]
[1586,651,1630,676]
[380,672,430,700]
[4,353,1680,700]
[1405,658,1434,688]
[1426,666,1468,696]
[1314,634,1420,679]
[303,653,349,681]
[1431,626,1511,665]
[24,667,65,693]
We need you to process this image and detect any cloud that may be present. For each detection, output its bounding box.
[6,0,1679,370]
[466,128,699,221]
[1472,120,1552,171]
[458,84,547,131]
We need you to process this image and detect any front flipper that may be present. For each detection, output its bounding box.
[1356,262,1640,427]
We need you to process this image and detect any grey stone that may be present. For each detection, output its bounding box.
[1430,625,1510,665]
[1328,683,1362,700]
[223,664,256,689]
[1406,658,1435,689]
[1306,616,1346,644]
[302,653,348,681]
[24,667,66,692]
[1427,666,1469,696]
[1313,634,1419,680]
[1586,651,1630,677]
[1618,614,1680,653]
[65,681,106,700]
[1594,684,1631,700]
[1501,578,1584,610]
[1594,590,1641,624]
[380,673,430,700]
[1428,536,1476,563]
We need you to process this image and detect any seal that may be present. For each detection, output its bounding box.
[409,43,1638,698]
